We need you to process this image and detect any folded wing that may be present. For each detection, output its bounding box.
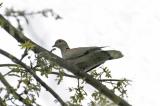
[67,50,123,72]
[64,46,105,60]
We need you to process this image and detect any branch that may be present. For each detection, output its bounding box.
[5,8,62,20]
[99,79,131,82]
[0,72,33,106]
[51,72,131,82]
[0,97,7,106]
[0,64,130,82]
[0,49,67,106]
[0,63,77,78]
[0,14,131,106]
[0,64,19,67]
[51,71,77,78]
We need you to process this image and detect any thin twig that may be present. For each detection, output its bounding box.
[51,71,76,78]
[99,79,131,82]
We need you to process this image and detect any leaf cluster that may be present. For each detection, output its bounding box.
[1,66,41,106]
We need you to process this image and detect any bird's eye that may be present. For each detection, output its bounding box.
[58,40,62,43]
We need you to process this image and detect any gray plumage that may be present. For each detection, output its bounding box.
[53,39,123,72]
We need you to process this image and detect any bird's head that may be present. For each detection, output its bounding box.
[52,39,69,50]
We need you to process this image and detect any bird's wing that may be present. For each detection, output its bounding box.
[67,50,123,72]
[64,46,105,60]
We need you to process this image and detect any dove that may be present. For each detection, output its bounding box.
[53,39,123,72]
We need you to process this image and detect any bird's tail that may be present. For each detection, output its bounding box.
[104,50,123,60]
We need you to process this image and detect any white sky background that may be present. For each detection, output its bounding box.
[0,0,160,106]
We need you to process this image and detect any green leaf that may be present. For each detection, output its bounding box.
[19,41,35,50]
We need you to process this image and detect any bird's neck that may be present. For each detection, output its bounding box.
[60,45,70,53]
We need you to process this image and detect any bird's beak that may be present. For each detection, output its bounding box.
[52,44,58,48]
[52,44,56,48]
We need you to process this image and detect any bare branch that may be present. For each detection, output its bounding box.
[0,64,19,67]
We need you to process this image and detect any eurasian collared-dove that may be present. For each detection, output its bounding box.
[53,39,123,72]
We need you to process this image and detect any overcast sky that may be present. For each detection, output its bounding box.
[1,0,160,106]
